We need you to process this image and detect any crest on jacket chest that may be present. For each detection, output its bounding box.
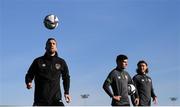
[55,63,61,70]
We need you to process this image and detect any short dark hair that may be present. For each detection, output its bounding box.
[46,38,57,45]
[136,60,149,74]
[116,54,128,64]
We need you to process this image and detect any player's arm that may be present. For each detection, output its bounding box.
[132,76,139,97]
[25,59,37,89]
[103,72,114,98]
[151,80,156,98]
[128,74,139,105]
[103,74,121,101]
[61,60,71,103]
[127,73,132,84]
[103,80,113,98]
[127,74,139,105]
[151,79,157,104]
[132,76,139,105]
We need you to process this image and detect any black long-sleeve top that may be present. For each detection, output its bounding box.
[25,52,70,105]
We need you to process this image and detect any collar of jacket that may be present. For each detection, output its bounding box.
[44,52,58,60]
[138,72,146,76]
[115,67,125,72]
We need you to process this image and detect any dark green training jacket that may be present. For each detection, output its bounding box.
[133,74,156,106]
[103,67,135,106]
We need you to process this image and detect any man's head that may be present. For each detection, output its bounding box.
[116,54,128,69]
[136,60,149,74]
[45,38,57,55]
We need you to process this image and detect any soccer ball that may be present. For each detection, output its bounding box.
[44,14,59,30]
[128,84,136,95]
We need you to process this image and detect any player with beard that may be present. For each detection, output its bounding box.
[25,38,71,106]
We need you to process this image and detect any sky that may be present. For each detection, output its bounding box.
[0,0,180,106]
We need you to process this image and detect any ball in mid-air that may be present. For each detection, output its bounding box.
[44,14,59,30]
[128,84,136,95]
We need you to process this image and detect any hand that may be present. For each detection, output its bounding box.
[113,96,121,101]
[134,98,139,106]
[64,94,71,103]
[153,97,157,105]
[26,82,32,89]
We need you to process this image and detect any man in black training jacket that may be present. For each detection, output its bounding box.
[25,38,71,106]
